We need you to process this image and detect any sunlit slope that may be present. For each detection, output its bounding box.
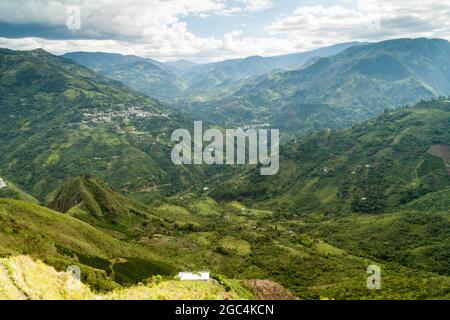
[0,256,250,300]
[0,199,177,290]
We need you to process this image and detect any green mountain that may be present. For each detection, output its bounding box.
[213,98,450,214]
[183,42,363,93]
[65,43,363,102]
[182,38,450,131]
[0,48,205,202]
[2,44,450,301]
[46,175,153,233]
[63,52,188,101]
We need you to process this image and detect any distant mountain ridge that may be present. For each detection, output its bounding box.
[182,42,365,92]
[63,42,365,99]
[182,38,450,131]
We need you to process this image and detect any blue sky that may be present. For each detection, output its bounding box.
[183,0,305,38]
[0,0,449,62]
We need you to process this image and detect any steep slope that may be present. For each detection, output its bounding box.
[185,38,450,131]
[0,48,205,202]
[46,175,154,233]
[63,52,187,101]
[0,198,178,289]
[212,98,450,214]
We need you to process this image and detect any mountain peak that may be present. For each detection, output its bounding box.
[47,175,134,217]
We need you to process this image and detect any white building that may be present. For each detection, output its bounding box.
[0,178,6,189]
[178,272,210,281]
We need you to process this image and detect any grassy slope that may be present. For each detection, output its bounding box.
[4,190,448,299]
[302,211,450,276]
[0,198,177,290]
[136,194,450,299]
[0,256,249,300]
[46,175,155,234]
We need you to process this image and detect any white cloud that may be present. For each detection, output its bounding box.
[237,0,273,12]
[0,0,276,61]
[0,0,449,61]
[266,0,450,50]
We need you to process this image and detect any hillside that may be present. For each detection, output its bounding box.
[127,193,450,300]
[0,48,206,202]
[212,99,450,214]
[0,256,250,300]
[63,52,187,101]
[182,38,450,131]
[1,166,450,299]
[0,198,182,289]
[302,211,450,276]
[0,177,39,203]
[46,175,153,233]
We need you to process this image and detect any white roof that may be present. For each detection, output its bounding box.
[0,178,6,189]
[178,272,210,281]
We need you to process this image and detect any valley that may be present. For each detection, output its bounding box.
[1,38,450,300]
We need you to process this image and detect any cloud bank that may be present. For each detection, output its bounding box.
[0,0,449,61]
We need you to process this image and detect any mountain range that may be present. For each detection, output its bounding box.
[63,42,363,101]
[180,38,450,132]
[1,38,450,300]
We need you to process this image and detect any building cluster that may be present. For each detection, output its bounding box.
[80,106,169,125]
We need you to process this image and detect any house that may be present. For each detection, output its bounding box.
[0,178,6,189]
[178,272,210,281]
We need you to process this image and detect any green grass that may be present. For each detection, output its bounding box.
[0,198,176,291]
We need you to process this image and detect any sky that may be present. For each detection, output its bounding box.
[0,0,449,62]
